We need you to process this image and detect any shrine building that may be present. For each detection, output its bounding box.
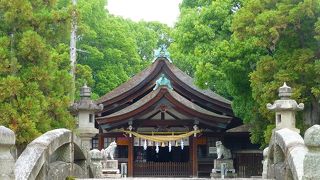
[93,52,262,177]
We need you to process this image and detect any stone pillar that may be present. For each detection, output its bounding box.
[71,84,103,151]
[262,147,269,179]
[267,83,304,133]
[89,149,103,178]
[302,125,320,180]
[0,126,15,179]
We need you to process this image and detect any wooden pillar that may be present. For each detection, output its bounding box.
[128,137,134,177]
[191,136,198,177]
[98,133,104,150]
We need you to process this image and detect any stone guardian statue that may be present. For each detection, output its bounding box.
[101,141,117,160]
[216,141,231,159]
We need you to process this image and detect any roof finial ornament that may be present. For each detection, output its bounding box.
[153,74,173,91]
[153,44,172,63]
[80,82,91,98]
[278,82,292,99]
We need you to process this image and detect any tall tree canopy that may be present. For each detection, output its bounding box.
[171,0,320,146]
[0,0,75,145]
[77,0,171,97]
[234,0,320,143]
[0,0,172,146]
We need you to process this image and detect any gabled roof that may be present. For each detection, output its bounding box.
[96,87,231,128]
[95,57,240,131]
[96,57,233,116]
[97,58,231,105]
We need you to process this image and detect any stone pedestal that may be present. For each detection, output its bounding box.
[211,159,236,179]
[89,149,103,178]
[0,126,16,180]
[302,125,320,180]
[102,160,121,178]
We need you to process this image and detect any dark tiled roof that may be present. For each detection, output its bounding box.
[96,87,231,121]
[226,124,250,133]
[96,58,231,106]
[167,61,231,105]
[96,60,159,104]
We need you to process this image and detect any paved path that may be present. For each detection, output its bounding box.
[77,178,265,180]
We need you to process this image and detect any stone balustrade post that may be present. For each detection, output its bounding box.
[262,147,269,179]
[0,126,16,179]
[302,125,320,180]
[89,149,103,178]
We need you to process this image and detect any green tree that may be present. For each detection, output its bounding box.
[77,0,172,97]
[233,0,320,144]
[0,0,75,145]
[171,0,320,146]
[171,0,267,145]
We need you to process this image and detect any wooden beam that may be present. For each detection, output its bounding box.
[145,110,160,120]
[192,136,198,177]
[134,119,192,127]
[166,111,182,120]
[189,136,193,177]
[128,137,134,177]
[98,133,104,150]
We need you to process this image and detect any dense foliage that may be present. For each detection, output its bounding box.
[76,0,171,97]
[0,0,171,145]
[171,0,320,146]
[0,0,75,145]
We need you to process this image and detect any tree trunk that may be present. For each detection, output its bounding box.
[304,95,320,125]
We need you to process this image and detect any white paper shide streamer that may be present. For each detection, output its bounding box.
[156,142,159,153]
[181,139,184,150]
[143,139,147,150]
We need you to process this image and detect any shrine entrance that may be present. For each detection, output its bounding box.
[137,146,189,162]
[95,56,262,177]
[133,146,191,177]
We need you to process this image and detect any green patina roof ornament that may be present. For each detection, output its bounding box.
[153,74,173,91]
[153,44,172,63]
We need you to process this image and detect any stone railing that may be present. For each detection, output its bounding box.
[0,126,98,180]
[263,125,320,180]
[264,83,320,180]
[15,128,88,180]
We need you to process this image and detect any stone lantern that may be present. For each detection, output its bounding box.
[267,83,304,133]
[71,84,103,150]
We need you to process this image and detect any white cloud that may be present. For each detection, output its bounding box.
[107,0,182,27]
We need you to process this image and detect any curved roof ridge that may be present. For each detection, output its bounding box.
[97,88,160,119]
[96,60,159,104]
[168,90,231,119]
[167,61,231,105]
[96,87,231,123]
[96,57,231,107]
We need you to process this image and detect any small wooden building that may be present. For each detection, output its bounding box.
[94,56,262,177]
